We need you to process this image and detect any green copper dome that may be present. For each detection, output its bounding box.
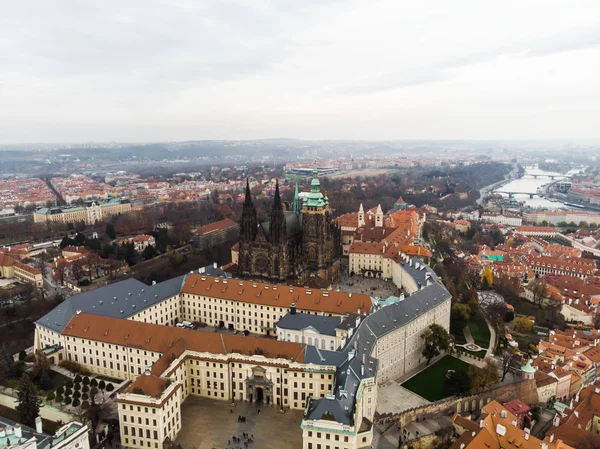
[521,359,536,373]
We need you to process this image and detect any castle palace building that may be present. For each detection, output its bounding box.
[238,166,341,284]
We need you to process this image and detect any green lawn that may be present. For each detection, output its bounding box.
[402,355,471,401]
[468,314,491,349]
[452,331,467,346]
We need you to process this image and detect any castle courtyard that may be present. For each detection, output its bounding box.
[175,396,304,449]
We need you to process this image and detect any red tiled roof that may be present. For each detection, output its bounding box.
[194,219,237,236]
[181,274,372,315]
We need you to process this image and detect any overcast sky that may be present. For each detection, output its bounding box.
[1,0,600,143]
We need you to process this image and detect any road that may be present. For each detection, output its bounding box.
[476,164,520,207]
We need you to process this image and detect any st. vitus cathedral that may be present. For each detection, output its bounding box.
[238,164,341,284]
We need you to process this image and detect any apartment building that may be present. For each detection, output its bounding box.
[515,226,559,237]
[528,255,597,279]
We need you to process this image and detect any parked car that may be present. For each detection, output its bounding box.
[242,330,250,336]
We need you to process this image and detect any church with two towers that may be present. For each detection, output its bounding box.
[238,165,341,284]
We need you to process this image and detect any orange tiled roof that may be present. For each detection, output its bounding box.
[194,219,238,236]
[124,374,169,398]
[62,313,307,363]
[181,274,372,315]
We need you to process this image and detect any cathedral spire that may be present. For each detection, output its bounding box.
[244,178,252,207]
[273,179,282,212]
[311,157,321,194]
[293,180,300,214]
[270,179,285,243]
[241,178,257,242]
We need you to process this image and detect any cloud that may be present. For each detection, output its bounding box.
[326,25,600,95]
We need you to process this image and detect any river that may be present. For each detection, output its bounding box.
[494,166,578,210]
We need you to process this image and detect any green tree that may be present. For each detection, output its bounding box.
[445,370,472,396]
[72,398,80,407]
[142,245,157,260]
[16,374,42,426]
[106,223,116,240]
[106,383,114,392]
[74,374,82,383]
[450,304,471,335]
[38,371,53,391]
[514,316,533,333]
[90,378,98,387]
[421,324,450,365]
[82,377,90,386]
[98,380,106,390]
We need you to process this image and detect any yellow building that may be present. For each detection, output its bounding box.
[33,199,132,225]
[34,254,451,449]
[0,253,43,288]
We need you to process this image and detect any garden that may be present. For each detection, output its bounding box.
[401,355,471,401]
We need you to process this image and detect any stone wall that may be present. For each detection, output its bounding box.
[400,431,452,449]
[376,379,539,428]
[0,390,74,423]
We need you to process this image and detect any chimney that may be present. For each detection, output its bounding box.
[14,425,22,438]
[500,410,507,418]
[35,417,42,434]
[348,349,356,362]
[290,303,296,315]
[152,280,156,285]
[213,262,217,269]
[479,420,484,428]
[550,434,555,443]
[524,432,529,440]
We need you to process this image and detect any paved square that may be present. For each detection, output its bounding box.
[176,396,304,449]
[377,380,429,414]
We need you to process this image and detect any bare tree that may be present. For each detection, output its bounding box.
[54,261,67,286]
[87,253,101,278]
[500,348,518,381]
[71,259,84,283]
[531,279,548,308]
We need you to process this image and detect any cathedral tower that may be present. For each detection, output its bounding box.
[301,161,340,282]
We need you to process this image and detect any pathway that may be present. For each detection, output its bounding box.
[50,364,77,379]
[453,325,487,360]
